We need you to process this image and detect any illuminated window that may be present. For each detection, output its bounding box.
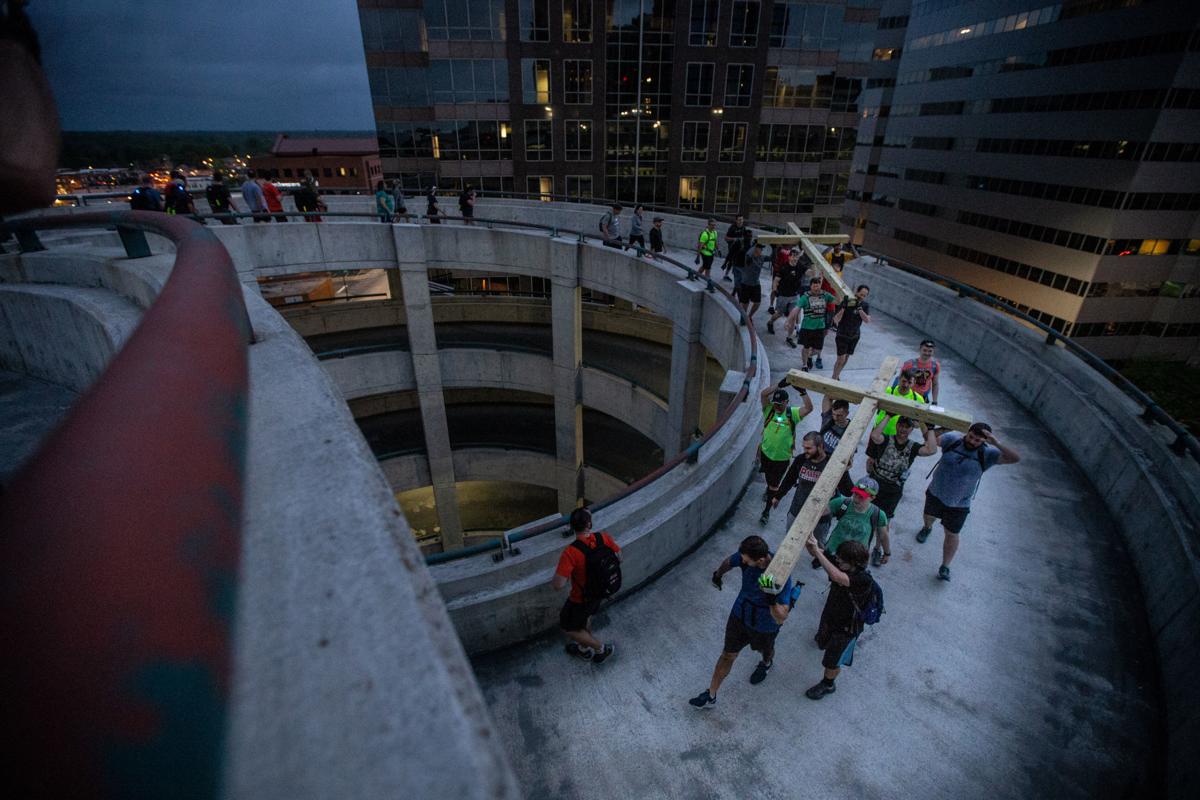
[527,175,554,201]
[1138,239,1171,256]
[563,0,593,42]
[679,176,705,210]
[564,60,593,104]
[522,59,551,104]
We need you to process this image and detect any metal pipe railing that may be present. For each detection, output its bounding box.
[0,210,251,794]
[855,247,1200,462]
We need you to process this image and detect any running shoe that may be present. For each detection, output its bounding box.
[805,680,836,700]
[767,320,775,335]
[815,357,824,370]
[688,690,717,709]
[565,642,594,661]
[591,643,616,664]
[916,526,931,543]
[938,565,951,582]
[750,661,772,685]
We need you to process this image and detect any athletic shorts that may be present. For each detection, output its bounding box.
[760,454,789,487]
[835,335,859,356]
[923,489,970,533]
[799,328,826,350]
[700,253,715,271]
[775,294,797,316]
[723,614,779,656]
[737,283,762,304]
[559,597,603,632]
[874,479,904,518]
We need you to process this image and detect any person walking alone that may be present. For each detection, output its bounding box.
[627,204,646,252]
[375,180,395,223]
[695,218,718,279]
[551,508,620,663]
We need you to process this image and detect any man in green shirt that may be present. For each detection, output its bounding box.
[786,277,835,372]
[871,368,925,436]
[820,478,891,567]
[695,218,719,279]
[758,380,813,524]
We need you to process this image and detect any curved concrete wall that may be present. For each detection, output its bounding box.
[382,449,626,502]
[321,348,671,452]
[843,258,1200,800]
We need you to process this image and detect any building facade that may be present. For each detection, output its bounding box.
[360,0,878,231]
[845,0,1200,362]
[248,134,383,190]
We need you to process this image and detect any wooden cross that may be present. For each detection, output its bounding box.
[756,222,852,300]
[757,357,972,593]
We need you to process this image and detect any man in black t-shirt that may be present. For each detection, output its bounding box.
[831,284,871,381]
[819,396,856,497]
[765,249,807,336]
[722,214,753,284]
[805,537,874,700]
[865,414,938,564]
[770,431,834,547]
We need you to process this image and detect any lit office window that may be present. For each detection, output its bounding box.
[679,176,705,210]
[527,175,555,201]
[522,59,552,104]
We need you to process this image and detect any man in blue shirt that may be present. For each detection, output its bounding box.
[917,421,1020,581]
[689,536,796,708]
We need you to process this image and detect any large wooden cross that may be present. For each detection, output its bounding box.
[756,222,852,301]
[758,357,973,593]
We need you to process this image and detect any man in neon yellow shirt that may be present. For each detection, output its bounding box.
[758,379,814,524]
[695,218,719,279]
[872,368,925,435]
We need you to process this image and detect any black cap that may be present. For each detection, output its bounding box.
[771,389,788,404]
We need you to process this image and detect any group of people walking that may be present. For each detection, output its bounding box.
[128,169,326,223]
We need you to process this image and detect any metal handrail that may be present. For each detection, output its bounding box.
[856,247,1200,461]
[0,210,251,791]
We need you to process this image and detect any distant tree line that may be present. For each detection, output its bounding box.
[58,131,375,170]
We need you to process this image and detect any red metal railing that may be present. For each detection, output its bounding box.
[0,211,250,797]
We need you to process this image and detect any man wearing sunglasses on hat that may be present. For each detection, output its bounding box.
[818,478,891,568]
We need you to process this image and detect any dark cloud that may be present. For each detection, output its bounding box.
[28,0,375,130]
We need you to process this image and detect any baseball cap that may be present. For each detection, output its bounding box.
[920,339,936,348]
[851,477,879,498]
[771,389,788,404]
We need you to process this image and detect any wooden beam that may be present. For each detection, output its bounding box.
[783,369,972,432]
[760,357,899,593]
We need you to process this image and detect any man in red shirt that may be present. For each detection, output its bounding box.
[898,339,941,404]
[258,175,287,223]
[552,508,621,663]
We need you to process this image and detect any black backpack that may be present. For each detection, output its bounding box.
[926,437,988,479]
[129,187,159,212]
[573,532,622,601]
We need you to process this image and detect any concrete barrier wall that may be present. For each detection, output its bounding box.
[843,258,1200,800]
[382,449,626,501]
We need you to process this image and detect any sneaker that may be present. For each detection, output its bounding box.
[750,661,772,685]
[766,320,775,335]
[806,358,813,370]
[591,643,616,664]
[805,680,836,700]
[688,689,717,709]
[815,357,824,370]
[759,511,770,525]
[565,642,594,661]
[801,366,810,373]
[916,526,931,543]
[785,337,797,349]
[871,547,883,567]
[938,565,951,582]
[723,275,733,282]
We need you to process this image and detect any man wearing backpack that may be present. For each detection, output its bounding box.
[688,535,795,708]
[917,422,1020,581]
[162,170,197,218]
[758,380,813,525]
[128,175,163,212]
[599,204,622,247]
[551,507,621,663]
[694,218,719,278]
[804,537,876,700]
[205,172,239,224]
[821,478,891,568]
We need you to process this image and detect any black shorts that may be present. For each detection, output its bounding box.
[799,328,826,350]
[737,283,762,304]
[723,614,779,656]
[821,633,858,669]
[760,455,789,487]
[628,234,646,248]
[874,479,903,518]
[835,335,859,356]
[700,253,715,271]
[559,598,603,632]
[774,294,797,316]
[923,489,970,533]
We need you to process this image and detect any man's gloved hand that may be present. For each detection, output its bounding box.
[757,573,781,594]
[711,571,723,590]
[694,255,701,265]
[777,378,789,389]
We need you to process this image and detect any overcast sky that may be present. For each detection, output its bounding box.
[28,0,375,131]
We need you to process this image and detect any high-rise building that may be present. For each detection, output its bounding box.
[845,0,1200,362]
[360,0,879,231]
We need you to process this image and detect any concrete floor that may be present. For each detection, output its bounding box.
[471,262,1164,799]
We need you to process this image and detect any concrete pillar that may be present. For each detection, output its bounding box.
[386,267,403,301]
[550,241,584,514]
[666,280,707,458]
[716,370,746,420]
[393,227,464,550]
